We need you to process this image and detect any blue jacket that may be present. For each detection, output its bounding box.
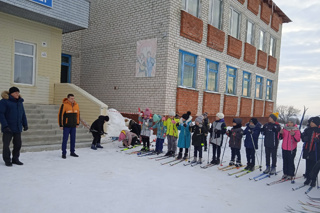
[177,117,192,149]
[0,91,28,133]
[243,122,262,149]
[152,120,167,140]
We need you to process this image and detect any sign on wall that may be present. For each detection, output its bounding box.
[29,0,53,8]
[136,38,157,77]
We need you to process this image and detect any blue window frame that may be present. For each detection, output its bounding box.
[61,54,71,83]
[178,50,197,88]
[226,65,237,95]
[242,71,251,97]
[255,76,263,99]
[266,79,273,100]
[205,59,219,91]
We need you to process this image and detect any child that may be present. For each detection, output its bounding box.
[227,118,244,167]
[138,108,153,151]
[90,115,109,150]
[118,130,138,148]
[164,111,180,156]
[177,111,192,160]
[209,113,227,165]
[261,112,281,174]
[243,118,261,171]
[152,114,167,154]
[125,119,141,145]
[202,112,209,152]
[302,116,320,186]
[279,118,301,180]
[191,115,207,164]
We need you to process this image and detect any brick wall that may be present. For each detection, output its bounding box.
[207,24,225,52]
[240,97,252,117]
[223,95,238,116]
[253,99,264,117]
[260,2,271,25]
[271,12,282,32]
[268,55,277,73]
[180,10,203,43]
[257,50,267,69]
[176,87,199,116]
[202,92,221,116]
[264,101,274,116]
[244,42,256,65]
[247,0,260,16]
[227,35,242,59]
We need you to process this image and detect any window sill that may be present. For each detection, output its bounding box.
[204,90,219,94]
[254,98,264,101]
[12,82,35,87]
[224,93,238,97]
[241,96,252,99]
[265,99,274,102]
[177,86,199,92]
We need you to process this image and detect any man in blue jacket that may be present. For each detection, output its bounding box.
[0,87,28,167]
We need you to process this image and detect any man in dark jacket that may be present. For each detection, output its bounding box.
[261,112,281,174]
[0,87,28,166]
[90,115,109,150]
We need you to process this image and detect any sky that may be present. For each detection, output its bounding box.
[275,0,320,116]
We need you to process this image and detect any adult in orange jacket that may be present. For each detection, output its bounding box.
[58,94,80,159]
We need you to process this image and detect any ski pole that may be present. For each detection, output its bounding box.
[220,136,228,166]
[207,136,210,164]
[250,133,261,171]
[260,135,264,171]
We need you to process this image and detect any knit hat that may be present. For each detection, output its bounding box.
[249,118,258,125]
[182,111,191,120]
[310,117,320,127]
[288,117,296,124]
[203,112,208,118]
[124,119,130,127]
[104,116,109,122]
[144,108,151,118]
[216,112,224,119]
[9,87,20,94]
[153,114,161,122]
[169,111,175,117]
[118,130,126,141]
[195,115,203,124]
[269,112,279,122]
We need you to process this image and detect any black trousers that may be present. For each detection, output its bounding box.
[91,132,101,145]
[310,160,320,181]
[305,159,317,179]
[265,147,277,167]
[246,148,255,165]
[231,148,241,162]
[212,143,221,160]
[2,132,22,163]
[141,136,150,148]
[193,146,202,158]
[282,149,297,176]
[179,147,188,154]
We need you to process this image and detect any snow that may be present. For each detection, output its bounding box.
[0,137,317,213]
[105,108,128,138]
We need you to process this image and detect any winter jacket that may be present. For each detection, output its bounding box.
[261,122,281,149]
[122,130,138,145]
[58,98,80,128]
[302,127,320,162]
[228,119,243,149]
[0,91,28,133]
[129,120,141,137]
[138,117,153,137]
[90,116,106,135]
[177,116,192,148]
[209,119,226,146]
[152,119,167,140]
[280,124,301,151]
[165,117,180,137]
[191,124,208,147]
[243,122,262,149]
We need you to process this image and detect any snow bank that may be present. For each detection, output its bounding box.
[105,108,128,138]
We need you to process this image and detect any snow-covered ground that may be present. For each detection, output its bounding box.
[0,136,318,213]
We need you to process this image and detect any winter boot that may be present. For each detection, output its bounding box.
[235,161,242,167]
[165,151,171,156]
[304,178,311,185]
[310,179,316,187]
[183,153,188,160]
[269,167,276,175]
[91,144,97,150]
[191,157,197,164]
[96,143,103,148]
[198,158,202,164]
[140,147,146,151]
[229,161,235,166]
[244,163,251,170]
[263,166,270,174]
[210,157,216,164]
[286,176,293,180]
[281,175,287,180]
[214,159,220,165]
[177,152,183,160]
[249,164,255,171]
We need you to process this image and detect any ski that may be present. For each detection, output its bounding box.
[137,151,154,157]
[161,158,180,165]
[170,159,187,166]
[249,173,266,180]
[292,184,307,191]
[228,169,247,176]
[305,186,315,194]
[222,165,245,171]
[307,195,320,201]
[148,155,166,159]
[218,165,232,170]
[267,176,302,186]
[155,156,174,161]
[191,160,204,167]
[285,206,309,213]
[254,170,283,181]
[200,163,216,169]
[298,200,320,209]
[235,167,258,178]
[301,206,319,213]
[126,151,140,155]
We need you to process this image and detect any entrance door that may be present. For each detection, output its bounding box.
[61,54,71,83]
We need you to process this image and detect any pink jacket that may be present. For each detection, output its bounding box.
[281,124,301,151]
[123,130,137,146]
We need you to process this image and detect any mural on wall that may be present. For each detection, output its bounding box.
[136,38,157,77]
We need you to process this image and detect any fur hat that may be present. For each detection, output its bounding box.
[216,112,224,119]
[169,111,175,117]
[9,87,20,94]
[195,115,203,124]
[144,108,151,118]
[269,112,279,122]
[310,117,320,127]
[182,111,191,120]
[249,118,258,125]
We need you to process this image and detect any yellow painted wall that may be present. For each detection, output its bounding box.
[0,12,62,104]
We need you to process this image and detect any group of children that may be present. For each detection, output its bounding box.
[113,107,320,188]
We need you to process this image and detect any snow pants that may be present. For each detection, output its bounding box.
[305,159,317,180]
[194,145,202,158]
[92,132,101,145]
[246,148,255,165]
[282,149,296,176]
[167,135,177,154]
[231,148,241,162]
[211,143,221,160]
[310,160,320,181]
[265,147,277,167]
[2,132,22,163]
[155,138,164,153]
[141,136,150,148]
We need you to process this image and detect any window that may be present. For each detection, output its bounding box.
[226,66,237,95]
[242,71,251,97]
[255,76,263,99]
[209,0,223,29]
[258,30,265,51]
[205,59,219,91]
[229,8,240,39]
[178,50,197,88]
[246,20,254,45]
[182,0,200,18]
[14,41,36,85]
[269,36,276,57]
[61,54,72,83]
[266,79,273,100]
